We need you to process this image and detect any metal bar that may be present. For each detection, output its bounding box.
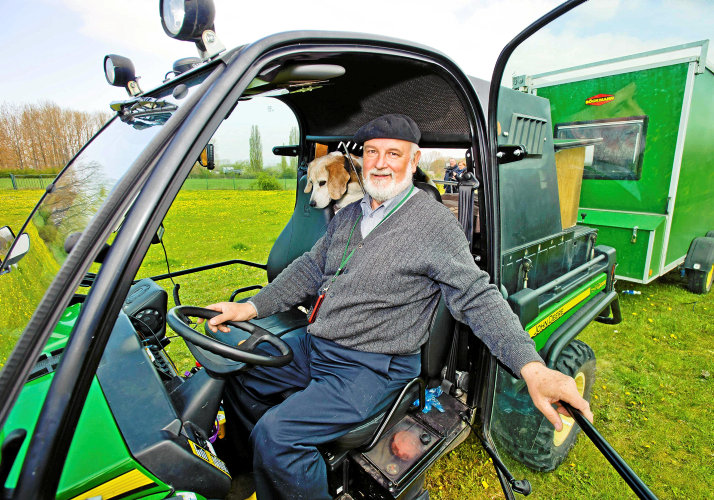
[136,258,267,283]
[562,402,659,500]
[531,254,606,296]
[361,377,425,452]
[543,290,617,366]
[531,40,707,79]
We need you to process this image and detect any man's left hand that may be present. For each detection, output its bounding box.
[520,361,593,431]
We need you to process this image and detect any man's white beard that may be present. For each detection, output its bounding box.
[364,165,414,203]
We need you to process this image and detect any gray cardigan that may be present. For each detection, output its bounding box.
[251,189,542,376]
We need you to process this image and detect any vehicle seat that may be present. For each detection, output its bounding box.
[320,294,453,457]
[267,175,333,282]
[414,181,442,203]
[226,175,332,337]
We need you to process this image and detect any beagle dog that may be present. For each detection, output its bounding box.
[304,151,363,211]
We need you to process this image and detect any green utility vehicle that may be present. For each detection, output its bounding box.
[515,40,714,293]
[2,1,687,499]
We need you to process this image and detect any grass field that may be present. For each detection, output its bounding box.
[182,177,297,191]
[1,188,712,499]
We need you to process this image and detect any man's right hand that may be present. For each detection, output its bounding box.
[199,302,258,333]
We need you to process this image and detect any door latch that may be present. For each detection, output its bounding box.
[631,226,638,244]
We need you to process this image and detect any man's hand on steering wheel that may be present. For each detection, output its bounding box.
[198,301,258,333]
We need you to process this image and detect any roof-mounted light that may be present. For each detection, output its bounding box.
[104,54,142,96]
[160,0,224,60]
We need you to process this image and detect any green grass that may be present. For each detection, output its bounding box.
[133,189,296,370]
[1,187,712,498]
[0,176,297,192]
[0,190,56,368]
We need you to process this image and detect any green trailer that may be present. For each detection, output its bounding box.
[516,40,714,293]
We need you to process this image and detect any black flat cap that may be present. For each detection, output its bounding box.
[353,114,421,145]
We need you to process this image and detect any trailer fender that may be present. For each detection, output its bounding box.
[684,236,714,294]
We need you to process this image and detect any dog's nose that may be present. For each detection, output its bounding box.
[309,200,317,207]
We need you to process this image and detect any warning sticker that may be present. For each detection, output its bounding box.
[188,440,231,477]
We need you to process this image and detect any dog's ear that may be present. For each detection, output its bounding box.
[326,158,351,200]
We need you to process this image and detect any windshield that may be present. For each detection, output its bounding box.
[0,71,210,370]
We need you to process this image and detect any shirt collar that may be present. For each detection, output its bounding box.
[360,183,414,218]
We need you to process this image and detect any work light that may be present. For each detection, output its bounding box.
[104,54,136,87]
[160,0,216,42]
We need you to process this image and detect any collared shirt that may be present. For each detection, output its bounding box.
[359,184,418,238]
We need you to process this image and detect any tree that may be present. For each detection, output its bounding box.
[249,125,263,174]
[419,150,448,179]
[0,101,109,171]
[288,126,299,168]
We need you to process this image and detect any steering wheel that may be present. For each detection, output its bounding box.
[166,305,293,367]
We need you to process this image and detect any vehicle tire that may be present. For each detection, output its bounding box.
[496,340,596,472]
[687,265,713,294]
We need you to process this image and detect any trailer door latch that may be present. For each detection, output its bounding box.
[631,226,638,244]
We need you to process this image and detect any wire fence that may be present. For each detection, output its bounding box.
[0,174,297,192]
[182,177,297,191]
[0,174,56,190]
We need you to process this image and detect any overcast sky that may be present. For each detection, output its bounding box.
[2,0,711,163]
[2,0,567,113]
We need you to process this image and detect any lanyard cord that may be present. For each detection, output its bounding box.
[332,184,415,286]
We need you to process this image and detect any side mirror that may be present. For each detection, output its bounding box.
[1,226,30,274]
[199,144,215,170]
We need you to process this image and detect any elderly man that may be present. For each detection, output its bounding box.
[206,114,592,500]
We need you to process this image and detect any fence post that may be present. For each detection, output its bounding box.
[10,174,17,190]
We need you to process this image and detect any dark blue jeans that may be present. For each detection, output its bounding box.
[231,332,420,500]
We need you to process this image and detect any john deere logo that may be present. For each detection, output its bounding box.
[585,94,615,106]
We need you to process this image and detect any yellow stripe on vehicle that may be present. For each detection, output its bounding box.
[528,278,606,338]
[71,469,154,500]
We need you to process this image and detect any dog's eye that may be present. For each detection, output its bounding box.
[319,180,327,187]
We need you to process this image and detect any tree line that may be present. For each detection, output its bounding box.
[0,102,110,172]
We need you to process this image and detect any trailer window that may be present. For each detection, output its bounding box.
[554,116,648,181]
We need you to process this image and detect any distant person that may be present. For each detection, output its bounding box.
[444,157,457,193]
[453,160,466,185]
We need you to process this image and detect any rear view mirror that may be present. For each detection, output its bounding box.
[199,143,215,170]
[0,226,30,274]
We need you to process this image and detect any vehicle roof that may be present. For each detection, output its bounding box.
[157,30,477,147]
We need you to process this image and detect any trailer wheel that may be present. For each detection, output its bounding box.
[499,340,596,472]
[687,265,713,294]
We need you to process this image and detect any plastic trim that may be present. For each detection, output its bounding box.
[658,61,698,273]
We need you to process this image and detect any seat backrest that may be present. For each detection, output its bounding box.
[414,181,453,379]
[421,295,455,379]
[266,176,333,282]
[414,181,442,204]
